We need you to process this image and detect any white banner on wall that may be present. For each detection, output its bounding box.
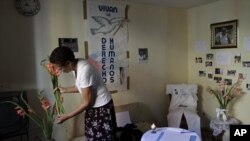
[87,0,128,92]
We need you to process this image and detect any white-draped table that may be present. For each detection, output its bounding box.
[210,117,240,136]
[141,127,201,141]
[210,117,240,141]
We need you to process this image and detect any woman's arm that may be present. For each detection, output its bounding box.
[56,87,92,124]
[59,86,79,93]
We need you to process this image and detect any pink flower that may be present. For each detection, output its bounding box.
[207,79,244,109]
[218,81,226,91]
[46,63,61,77]
[28,108,33,113]
[15,107,25,118]
[41,99,51,110]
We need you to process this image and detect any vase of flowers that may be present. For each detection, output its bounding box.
[2,60,65,140]
[207,77,244,121]
[3,92,55,140]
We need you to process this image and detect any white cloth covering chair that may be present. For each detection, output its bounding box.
[166,84,201,138]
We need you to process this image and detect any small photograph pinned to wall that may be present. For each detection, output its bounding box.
[224,78,232,85]
[215,68,223,75]
[214,76,222,83]
[138,48,148,63]
[207,72,213,80]
[246,83,250,90]
[198,70,206,77]
[227,70,236,77]
[59,38,78,52]
[234,53,241,63]
[205,61,212,67]
[195,57,202,63]
[242,61,250,67]
[119,67,125,85]
[238,73,247,80]
[206,53,214,60]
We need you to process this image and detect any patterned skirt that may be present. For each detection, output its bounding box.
[85,100,117,141]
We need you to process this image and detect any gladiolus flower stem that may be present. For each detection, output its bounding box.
[207,80,243,109]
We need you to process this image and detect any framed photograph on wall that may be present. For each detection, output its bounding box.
[58,38,78,52]
[210,20,238,49]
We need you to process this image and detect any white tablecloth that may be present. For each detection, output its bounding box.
[141,127,201,141]
[210,117,240,136]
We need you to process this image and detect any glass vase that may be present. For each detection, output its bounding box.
[216,108,229,121]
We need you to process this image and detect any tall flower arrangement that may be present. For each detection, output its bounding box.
[207,77,244,109]
[3,92,55,140]
[2,60,65,140]
[41,59,65,115]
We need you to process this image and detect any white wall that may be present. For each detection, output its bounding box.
[188,0,250,127]
[0,0,187,140]
[112,2,187,125]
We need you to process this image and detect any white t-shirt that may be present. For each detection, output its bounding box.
[74,59,111,108]
[216,32,230,45]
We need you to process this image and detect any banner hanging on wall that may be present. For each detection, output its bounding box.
[86,0,128,92]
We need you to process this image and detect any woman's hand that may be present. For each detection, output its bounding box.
[54,87,67,93]
[54,86,79,93]
[58,87,67,93]
[56,114,70,124]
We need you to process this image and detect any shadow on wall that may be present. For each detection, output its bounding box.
[0,0,37,94]
[197,85,210,129]
[66,112,85,140]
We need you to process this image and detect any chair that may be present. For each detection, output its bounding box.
[166,84,201,137]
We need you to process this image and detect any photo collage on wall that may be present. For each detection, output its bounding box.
[195,52,250,90]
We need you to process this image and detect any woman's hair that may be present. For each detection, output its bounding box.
[49,47,76,66]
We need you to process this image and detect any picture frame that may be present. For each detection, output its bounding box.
[58,38,78,52]
[138,48,148,63]
[210,20,238,49]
